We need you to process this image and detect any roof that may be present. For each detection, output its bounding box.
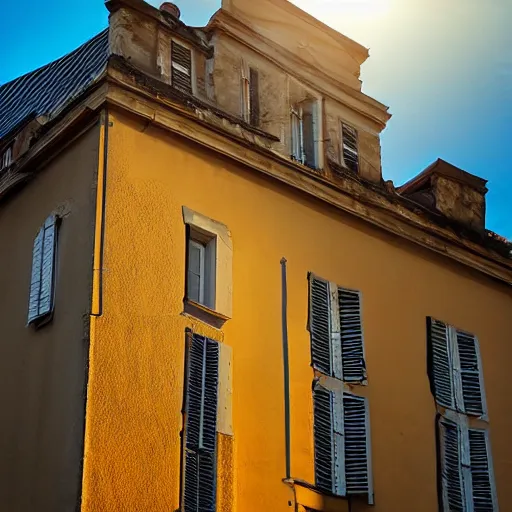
[0,29,109,140]
[398,158,488,195]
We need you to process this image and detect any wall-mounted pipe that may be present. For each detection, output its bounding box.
[281,257,291,479]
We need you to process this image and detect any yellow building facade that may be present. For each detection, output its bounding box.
[1,0,511,511]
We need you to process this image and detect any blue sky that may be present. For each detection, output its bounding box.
[1,0,510,238]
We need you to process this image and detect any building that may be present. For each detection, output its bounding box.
[0,0,511,510]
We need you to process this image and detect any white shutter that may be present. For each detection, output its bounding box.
[309,275,332,376]
[341,123,359,173]
[428,318,456,410]
[468,428,497,511]
[455,331,486,417]
[343,393,373,504]
[27,215,57,324]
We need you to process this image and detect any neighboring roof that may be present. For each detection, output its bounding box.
[0,29,109,140]
[398,158,488,195]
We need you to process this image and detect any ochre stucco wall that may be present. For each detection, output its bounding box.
[82,110,512,512]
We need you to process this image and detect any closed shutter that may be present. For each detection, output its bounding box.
[456,331,485,417]
[249,68,260,127]
[313,385,334,493]
[309,275,332,375]
[469,429,496,511]
[428,318,456,410]
[439,418,465,512]
[339,289,366,382]
[172,41,192,94]
[28,215,57,324]
[342,123,359,173]
[343,393,373,503]
[183,334,219,512]
[302,101,316,169]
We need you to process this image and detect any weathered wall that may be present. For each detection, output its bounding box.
[434,175,486,230]
[0,124,99,511]
[81,110,512,512]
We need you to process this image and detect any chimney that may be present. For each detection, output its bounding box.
[398,159,488,231]
[160,2,181,19]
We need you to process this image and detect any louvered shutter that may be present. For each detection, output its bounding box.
[456,331,485,417]
[469,429,496,511]
[302,102,316,169]
[183,334,219,512]
[28,215,57,324]
[309,275,332,375]
[342,124,359,173]
[339,289,366,382]
[172,41,192,94]
[249,68,259,127]
[428,318,456,410]
[343,393,373,503]
[313,385,334,493]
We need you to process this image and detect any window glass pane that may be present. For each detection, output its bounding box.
[188,271,201,303]
[189,242,202,275]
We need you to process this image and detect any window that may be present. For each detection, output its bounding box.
[182,333,219,512]
[428,318,498,511]
[1,145,12,171]
[182,206,233,320]
[341,123,359,174]
[28,215,58,326]
[187,229,215,310]
[241,63,260,126]
[308,273,372,504]
[291,99,320,169]
[309,274,366,382]
[172,41,193,94]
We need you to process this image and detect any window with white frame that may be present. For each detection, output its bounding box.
[428,318,498,511]
[308,273,373,504]
[291,98,320,169]
[241,62,260,127]
[28,215,59,326]
[341,123,359,174]
[187,228,216,310]
[171,40,193,94]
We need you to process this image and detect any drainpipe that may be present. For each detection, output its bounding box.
[281,257,291,479]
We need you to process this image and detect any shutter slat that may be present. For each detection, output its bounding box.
[343,393,371,499]
[313,386,334,493]
[309,276,332,375]
[428,318,455,409]
[339,289,365,382]
[469,429,495,511]
[456,331,485,416]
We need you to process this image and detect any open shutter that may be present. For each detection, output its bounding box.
[339,289,366,382]
[342,123,359,173]
[313,385,334,493]
[172,41,192,94]
[428,318,455,410]
[309,275,332,375]
[28,215,57,324]
[183,334,219,512]
[456,331,485,416]
[439,418,465,512]
[249,68,260,127]
[343,393,373,504]
[302,101,316,168]
[469,429,496,511]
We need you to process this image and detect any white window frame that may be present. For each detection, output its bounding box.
[170,38,196,96]
[188,239,206,305]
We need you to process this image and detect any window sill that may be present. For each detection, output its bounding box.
[183,299,229,328]
[283,479,349,512]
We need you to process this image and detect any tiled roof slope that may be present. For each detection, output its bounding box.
[0,29,109,139]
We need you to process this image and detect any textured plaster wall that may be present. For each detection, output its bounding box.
[82,110,512,512]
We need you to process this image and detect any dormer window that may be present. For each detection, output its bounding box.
[291,99,320,169]
[171,41,193,94]
[241,62,260,127]
[0,145,13,172]
[341,123,359,173]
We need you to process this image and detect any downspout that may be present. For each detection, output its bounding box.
[281,257,291,479]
